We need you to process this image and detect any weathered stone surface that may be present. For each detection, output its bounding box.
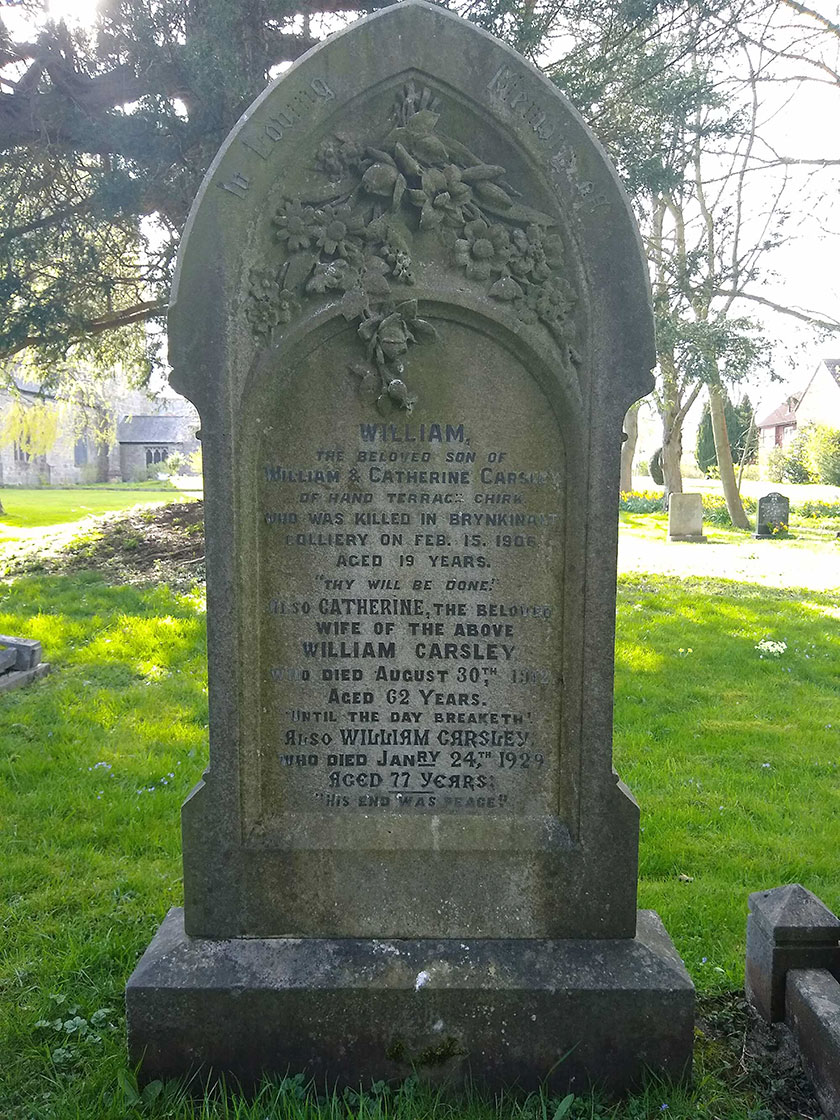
[0,662,50,695]
[127,0,693,1089]
[755,492,790,538]
[786,969,840,1120]
[127,907,693,1093]
[0,645,17,674]
[667,493,706,543]
[746,885,840,1024]
[165,0,657,945]
[0,635,42,670]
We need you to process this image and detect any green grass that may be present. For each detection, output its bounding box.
[1,569,838,1117]
[0,487,198,539]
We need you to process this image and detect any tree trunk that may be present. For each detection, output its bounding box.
[709,382,750,530]
[656,351,685,506]
[619,402,640,493]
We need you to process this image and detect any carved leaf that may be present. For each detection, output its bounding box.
[408,317,438,344]
[460,164,506,183]
[475,181,513,209]
[489,276,523,301]
[394,142,421,177]
[284,250,318,291]
[404,109,439,137]
[482,201,557,226]
[366,147,396,165]
[392,173,406,212]
[340,289,368,320]
[412,134,449,165]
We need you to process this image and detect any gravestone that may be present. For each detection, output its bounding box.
[755,492,790,538]
[126,1,693,1093]
[668,493,706,542]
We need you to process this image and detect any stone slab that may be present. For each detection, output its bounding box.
[126,906,694,1094]
[0,646,17,674]
[786,969,840,1120]
[0,662,50,696]
[667,494,706,543]
[0,635,42,670]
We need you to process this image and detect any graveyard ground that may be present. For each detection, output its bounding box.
[0,500,838,1118]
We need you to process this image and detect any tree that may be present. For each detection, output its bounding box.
[1,0,839,393]
[696,390,754,475]
[620,402,640,493]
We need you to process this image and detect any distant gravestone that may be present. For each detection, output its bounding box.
[668,492,706,542]
[126,1,693,1093]
[755,492,790,538]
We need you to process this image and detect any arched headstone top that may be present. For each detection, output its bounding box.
[170,0,654,417]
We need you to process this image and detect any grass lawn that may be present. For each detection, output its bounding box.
[1,556,837,1118]
[0,487,201,542]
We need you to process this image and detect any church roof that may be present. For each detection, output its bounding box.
[117,414,196,443]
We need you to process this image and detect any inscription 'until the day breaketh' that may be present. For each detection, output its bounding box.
[258,418,563,815]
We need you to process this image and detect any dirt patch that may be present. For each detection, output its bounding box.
[1,500,206,588]
[696,992,821,1118]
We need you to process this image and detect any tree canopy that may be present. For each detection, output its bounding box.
[1,0,838,392]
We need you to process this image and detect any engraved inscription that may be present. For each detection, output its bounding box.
[240,78,337,160]
[253,323,565,822]
[219,171,251,199]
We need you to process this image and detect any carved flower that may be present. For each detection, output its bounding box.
[406,165,473,230]
[246,268,282,335]
[508,224,564,281]
[306,258,357,294]
[390,249,414,283]
[528,274,577,331]
[359,309,412,361]
[315,134,364,179]
[454,219,510,280]
[273,199,318,252]
[488,275,538,324]
[313,204,365,259]
[275,288,300,323]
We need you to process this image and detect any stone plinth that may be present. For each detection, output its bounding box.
[128,908,693,1094]
[746,883,840,1023]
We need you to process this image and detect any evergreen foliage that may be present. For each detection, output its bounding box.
[2,0,836,384]
[695,392,757,475]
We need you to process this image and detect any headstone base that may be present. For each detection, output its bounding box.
[126,908,694,1095]
[667,534,707,543]
[0,662,50,694]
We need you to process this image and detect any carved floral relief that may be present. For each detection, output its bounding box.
[246,83,581,414]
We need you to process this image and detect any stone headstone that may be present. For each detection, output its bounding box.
[126,1,693,1093]
[668,492,706,542]
[755,491,790,538]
